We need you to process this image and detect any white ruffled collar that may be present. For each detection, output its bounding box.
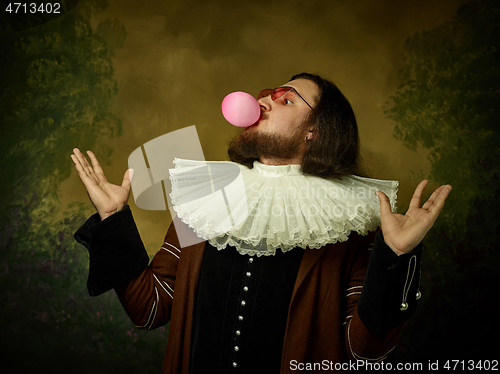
[169,159,398,256]
[251,161,302,176]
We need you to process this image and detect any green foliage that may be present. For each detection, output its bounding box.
[386,0,500,228]
[0,0,168,372]
[95,18,127,55]
[385,0,500,360]
[0,0,122,221]
[0,202,168,374]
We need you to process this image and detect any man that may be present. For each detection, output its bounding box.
[71,73,451,373]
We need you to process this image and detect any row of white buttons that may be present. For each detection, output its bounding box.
[232,257,254,369]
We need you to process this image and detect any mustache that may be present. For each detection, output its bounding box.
[244,112,265,129]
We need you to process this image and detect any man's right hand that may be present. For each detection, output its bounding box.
[71,148,132,221]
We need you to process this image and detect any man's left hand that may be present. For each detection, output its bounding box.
[376,180,452,256]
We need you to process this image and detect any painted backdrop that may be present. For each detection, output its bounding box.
[1,0,498,372]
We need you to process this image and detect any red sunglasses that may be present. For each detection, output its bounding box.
[258,86,314,111]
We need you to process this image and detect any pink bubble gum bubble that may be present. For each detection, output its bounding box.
[221,91,261,127]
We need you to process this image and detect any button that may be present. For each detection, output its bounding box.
[233,362,238,367]
[234,346,239,351]
[248,258,253,263]
[400,302,408,311]
[235,330,241,336]
[243,286,248,292]
[246,272,251,277]
[238,315,243,321]
[241,300,246,306]
[416,291,421,300]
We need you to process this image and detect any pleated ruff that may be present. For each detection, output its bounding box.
[169,159,398,256]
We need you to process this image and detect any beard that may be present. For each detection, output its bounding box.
[227,125,305,168]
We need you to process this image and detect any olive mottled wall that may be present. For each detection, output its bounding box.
[60,0,470,248]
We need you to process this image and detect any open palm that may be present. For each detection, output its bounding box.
[70,148,132,221]
[376,180,452,256]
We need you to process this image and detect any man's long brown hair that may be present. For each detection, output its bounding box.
[292,72,365,179]
[228,72,365,179]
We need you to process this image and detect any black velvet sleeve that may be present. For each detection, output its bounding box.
[73,205,150,297]
[357,230,423,340]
